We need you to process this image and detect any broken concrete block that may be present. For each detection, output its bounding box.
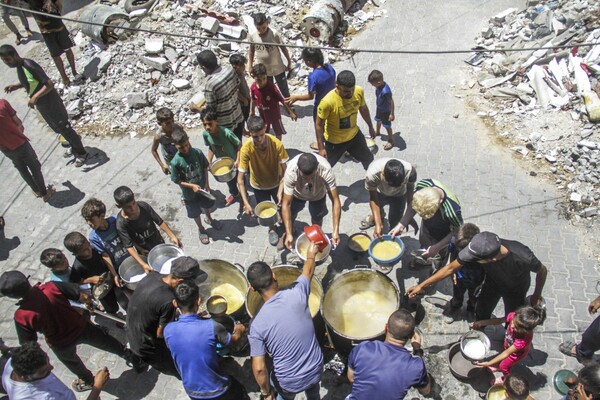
[83,52,113,81]
[578,140,598,150]
[570,192,582,202]
[145,38,164,54]
[67,99,83,118]
[218,24,247,39]
[162,11,173,22]
[201,17,220,34]
[127,92,149,108]
[141,56,169,72]
[492,8,518,24]
[580,207,599,218]
[164,47,179,63]
[545,155,557,163]
[172,79,191,90]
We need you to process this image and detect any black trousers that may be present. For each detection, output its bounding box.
[2,142,47,195]
[136,340,180,379]
[36,91,86,156]
[475,283,527,321]
[577,315,600,360]
[268,72,290,99]
[377,193,407,229]
[325,130,374,170]
[51,322,125,384]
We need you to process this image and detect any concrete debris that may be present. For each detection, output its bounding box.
[172,79,191,90]
[465,0,600,222]
[127,92,149,108]
[201,16,220,34]
[145,38,164,54]
[141,56,169,72]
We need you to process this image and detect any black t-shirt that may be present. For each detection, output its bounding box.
[459,239,542,294]
[73,248,108,280]
[116,201,164,251]
[126,272,175,356]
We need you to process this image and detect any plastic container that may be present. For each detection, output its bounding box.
[303,224,328,252]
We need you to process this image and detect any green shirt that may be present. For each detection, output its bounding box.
[202,126,240,160]
[170,148,209,201]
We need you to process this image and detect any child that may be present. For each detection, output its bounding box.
[201,105,242,207]
[367,70,395,151]
[151,107,181,175]
[444,223,485,324]
[229,53,251,123]
[248,12,292,98]
[63,232,127,313]
[113,185,181,273]
[504,374,534,400]
[472,305,546,384]
[170,127,221,245]
[81,198,129,272]
[250,63,297,141]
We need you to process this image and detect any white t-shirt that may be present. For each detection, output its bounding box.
[364,158,412,197]
[284,154,336,202]
[2,359,77,400]
[249,29,286,76]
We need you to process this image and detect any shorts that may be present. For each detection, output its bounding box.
[291,196,328,223]
[42,27,74,57]
[374,111,392,129]
[183,195,215,218]
[266,118,286,137]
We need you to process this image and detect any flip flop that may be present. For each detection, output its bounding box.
[559,341,578,358]
[72,379,93,392]
[384,142,394,151]
[359,216,375,230]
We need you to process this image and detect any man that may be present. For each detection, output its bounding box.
[560,294,600,365]
[1,45,89,167]
[0,98,55,201]
[363,158,417,238]
[281,152,341,250]
[316,70,375,169]
[164,280,249,400]
[346,309,431,400]
[2,342,109,400]
[196,50,244,140]
[126,256,201,378]
[406,231,549,321]
[238,115,289,246]
[25,0,79,85]
[0,270,131,392]
[248,241,323,400]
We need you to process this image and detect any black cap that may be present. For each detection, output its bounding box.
[458,232,501,263]
[0,271,30,298]
[170,257,201,279]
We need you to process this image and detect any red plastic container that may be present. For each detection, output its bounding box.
[303,224,328,252]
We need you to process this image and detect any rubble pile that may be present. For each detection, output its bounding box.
[49,0,386,137]
[464,0,600,221]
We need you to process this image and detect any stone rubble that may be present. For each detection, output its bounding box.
[463,0,600,222]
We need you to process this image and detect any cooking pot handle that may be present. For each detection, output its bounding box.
[353,265,369,269]
[233,263,245,272]
[351,340,361,347]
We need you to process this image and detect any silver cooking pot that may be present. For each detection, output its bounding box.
[119,256,148,291]
[197,259,249,320]
[147,244,184,274]
[209,157,236,182]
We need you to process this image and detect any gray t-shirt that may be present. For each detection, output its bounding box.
[249,275,323,392]
[249,29,286,76]
[365,158,412,197]
[283,154,336,202]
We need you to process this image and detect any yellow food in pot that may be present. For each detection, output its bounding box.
[486,386,506,400]
[308,292,320,316]
[213,166,232,176]
[349,235,370,251]
[327,291,396,337]
[297,241,326,259]
[258,208,277,218]
[210,283,245,314]
[372,240,401,261]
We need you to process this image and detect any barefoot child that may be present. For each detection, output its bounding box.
[367,70,395,151]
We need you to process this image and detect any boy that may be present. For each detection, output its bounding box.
[367,70,395,151]
[113,185,181,273]
[229,53,251,123]
[170,127,221,245]
[151,107,180,175]
[504,374,534,400]
[247,12,292,98]
[63,232,128,313]
[81,198,129,272]
[201,105,241,207]
[250,63,297,141]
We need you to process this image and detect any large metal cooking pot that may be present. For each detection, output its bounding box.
[321,268,400,356]
[209,157,236,183]
[448,342,485,380]
[118,256,148,291]
[246,265,326,344]
[197,259,249,321]
[148,244,184,274]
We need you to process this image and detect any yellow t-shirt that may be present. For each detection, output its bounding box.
[238,135,289,189]
[317,86,366,144]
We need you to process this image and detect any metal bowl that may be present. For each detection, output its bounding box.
[295,232,331,264]
[525,295,547,309]
[460,330,491,361]
[118,256,148,291]
[209,157,236,182]
[368,234,405,267]
[254,201,278,227]
[348,232,371,253]
[147,244,184,273]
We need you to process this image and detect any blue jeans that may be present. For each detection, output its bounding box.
[271,374,321,400]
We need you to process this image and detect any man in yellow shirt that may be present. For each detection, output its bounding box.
[238,115,289,246]
[315,70,376,169]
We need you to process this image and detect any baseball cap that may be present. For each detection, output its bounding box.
[458,231,501,263]
[0,271,30,298]
[170,256,201,279]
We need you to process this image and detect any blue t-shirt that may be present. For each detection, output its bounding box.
[375,83,392,114]
[164,314,231,399]
[89,216,129,268]
[348,341,428,400]
[249,275,323,393]
[308,64,336,106]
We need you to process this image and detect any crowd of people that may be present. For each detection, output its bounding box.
[0,4,598,400]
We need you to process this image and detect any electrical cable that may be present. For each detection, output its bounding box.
[1,2,600,55]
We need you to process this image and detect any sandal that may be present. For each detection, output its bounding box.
[42,185,56,202]
[359,215,375,230]
[383,142,394,151]
[199,231,210,245]
[74,153,89,168]
[72,379,93,392]
[559,341,578,358]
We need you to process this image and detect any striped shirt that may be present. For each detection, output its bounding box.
[414,179,463,241]
[204,65,243,130]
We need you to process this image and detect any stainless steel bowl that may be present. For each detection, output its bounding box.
[254,201,278,227]
[209,157,236,182]
[295,232,331,264]
[147,244,184,273]
[119,256,148,291]
[460,330,491,361]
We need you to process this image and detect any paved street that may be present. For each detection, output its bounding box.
[1,0,599,398]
